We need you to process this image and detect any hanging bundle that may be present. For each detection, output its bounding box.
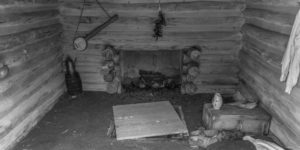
[153,0,166,41]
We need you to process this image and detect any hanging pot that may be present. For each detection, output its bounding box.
[0,63,9,79]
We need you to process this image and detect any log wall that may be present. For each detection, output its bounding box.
[60,0,245,92]
[0,1,64,149]
[239,0,300,149]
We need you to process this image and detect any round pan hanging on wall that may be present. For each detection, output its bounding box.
[73,0,119,51]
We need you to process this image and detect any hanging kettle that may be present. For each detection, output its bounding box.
[0,63,9,79]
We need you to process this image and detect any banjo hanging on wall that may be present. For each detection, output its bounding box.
[73,0,119,51]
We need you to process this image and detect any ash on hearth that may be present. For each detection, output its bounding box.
[122,70,180,92]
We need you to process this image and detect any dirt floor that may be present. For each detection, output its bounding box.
[13,90,239,150]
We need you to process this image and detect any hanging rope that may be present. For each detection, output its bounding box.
[74,0,86,39]
[95,0,111,18]
[74,0,112,39]
[158,0,161,11]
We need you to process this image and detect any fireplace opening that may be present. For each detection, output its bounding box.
[120,50,181,91]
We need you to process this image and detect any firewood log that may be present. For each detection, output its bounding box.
[182,74,196,83]
[107,77,121,94]
[186,74,196,82]
[102,46,115,60]
[188,49,201,61]
[101,65,111,75]
[188,66,200,77]
[183,61,199,73]
[185,83,197,94]
[104,60,115,69]
[103,72,115,82]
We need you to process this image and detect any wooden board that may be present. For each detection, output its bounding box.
[113,101,188,140]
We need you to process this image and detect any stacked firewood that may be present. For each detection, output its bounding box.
[181,46,201,94]
[101,45,121,94]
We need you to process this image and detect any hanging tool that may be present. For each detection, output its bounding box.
[73,0,119,51]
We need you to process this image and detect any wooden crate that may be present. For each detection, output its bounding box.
[202,103,271,135]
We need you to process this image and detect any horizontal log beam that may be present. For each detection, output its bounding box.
[192,74,239,85]
[0,24,62,51]
[0,4,59,14]
[193,85,237,94]
[0,80,64,150]
[270,118,300,149]
[0,53,63,116]
[244,8,294,35]
[0,17,60,36]
[60,6,243,17]
[62,1,245,12]
[239,68,300,142]
[246,0,299,15]
[60,0,245,3]
[0,70,64,138]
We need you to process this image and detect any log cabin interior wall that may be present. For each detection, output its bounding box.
[0,0,64,149]
[60,0,245,92]
[239,0,300,149]
[1,0,300,149]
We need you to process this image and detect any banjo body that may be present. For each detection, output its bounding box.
[73,14,119,51]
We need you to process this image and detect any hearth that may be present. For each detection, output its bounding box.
[120,50,181,91]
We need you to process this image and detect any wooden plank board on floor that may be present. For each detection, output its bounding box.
[113,101,188,140]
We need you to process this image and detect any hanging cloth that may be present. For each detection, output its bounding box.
[280,9,300,94]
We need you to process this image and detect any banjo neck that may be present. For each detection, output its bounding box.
[84,14,119,41]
